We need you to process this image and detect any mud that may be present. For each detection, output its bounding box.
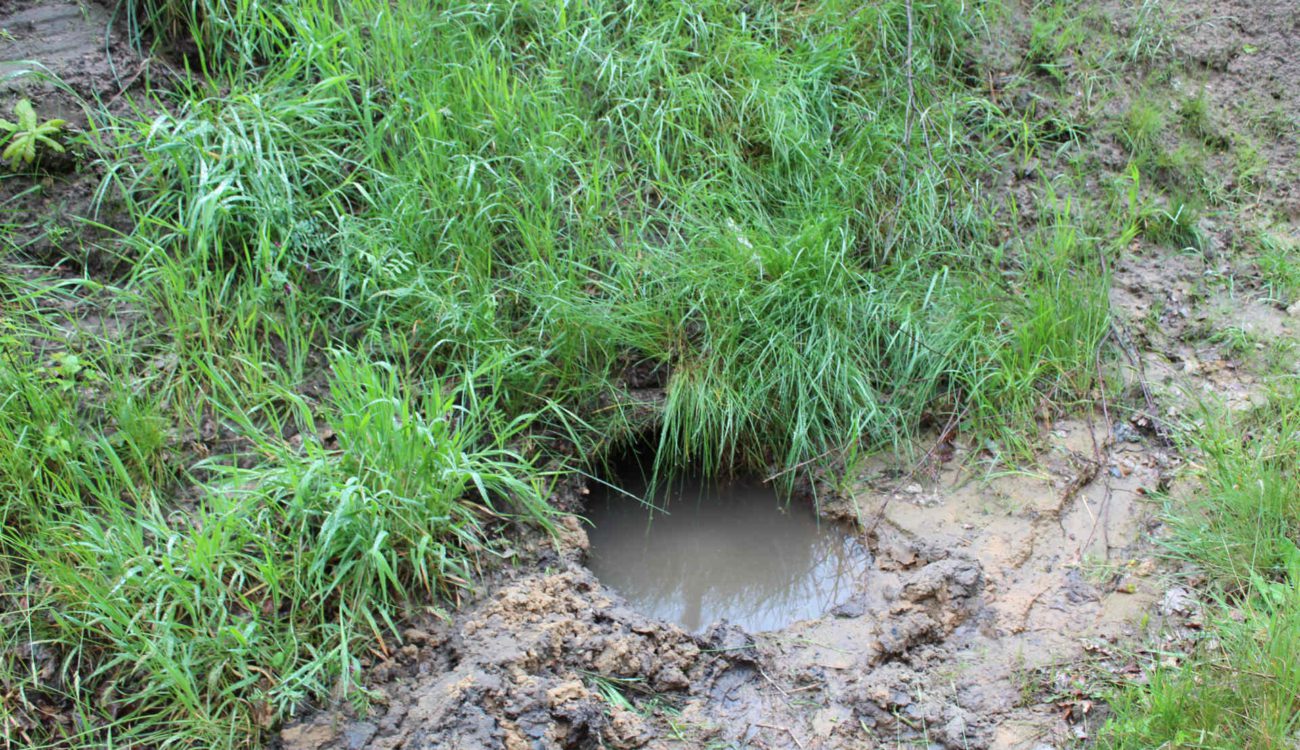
[0,0,158,271]
[1109,243,1293,415]
[1102,0,1300,413]
[1163,0,1300,218]
[981,0,1299,417]
[1082,0,1300,219]
[279,418,1170,750]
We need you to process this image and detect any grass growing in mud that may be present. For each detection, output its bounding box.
[1100,387,1300,749]
[0,0,1121,746]
[1007,1,1300,746]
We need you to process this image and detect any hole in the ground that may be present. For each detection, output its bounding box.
[584,450,870,634]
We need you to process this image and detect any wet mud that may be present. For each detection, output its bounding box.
[1104,0,1300,421]
[0,0,157,270]
[280,420,1170,750]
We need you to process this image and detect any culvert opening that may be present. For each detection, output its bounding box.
[583,449,870,634]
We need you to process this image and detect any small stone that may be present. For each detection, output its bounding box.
[1113,422,1141,443]
[343,722,378,750]
[402,628,431,645]
[653,665,689,691]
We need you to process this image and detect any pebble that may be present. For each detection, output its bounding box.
[403,628,431,644]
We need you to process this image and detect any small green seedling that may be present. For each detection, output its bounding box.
[0,98,66,168]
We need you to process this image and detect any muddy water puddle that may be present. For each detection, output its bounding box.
[585,472,869,633]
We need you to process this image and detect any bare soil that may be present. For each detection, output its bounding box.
[1102,0,1300,415]
[0,0,160,272]
[1166,0,1300,216]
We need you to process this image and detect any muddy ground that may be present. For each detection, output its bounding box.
[277,420,1171,750]
[4,0,1297,748]
[0,0,165,272]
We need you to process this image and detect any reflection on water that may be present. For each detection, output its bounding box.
[585,472,868,633]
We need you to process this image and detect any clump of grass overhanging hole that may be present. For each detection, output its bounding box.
[0,0,1113,745]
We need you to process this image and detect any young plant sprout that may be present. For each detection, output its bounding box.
[0,98,66,168]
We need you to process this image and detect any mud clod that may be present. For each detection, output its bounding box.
[282,567,710,750]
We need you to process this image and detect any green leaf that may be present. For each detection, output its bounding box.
[35,136,65,153]
[14,99,36,131]
[0,100,65,168]
[2,140,22,167]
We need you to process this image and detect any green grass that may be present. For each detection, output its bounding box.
[0,288,548,743]
[1120,97,1166,159]
[1256,229,1300,305]
[1102,386,1300,748]
[94,0,1110,472]
[0,0,1127,746]
[1026,0,1089,84]
[1126,0,1173,64]
[1088,4,1300,741]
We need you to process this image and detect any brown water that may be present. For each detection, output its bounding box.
[585,473,869,633]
